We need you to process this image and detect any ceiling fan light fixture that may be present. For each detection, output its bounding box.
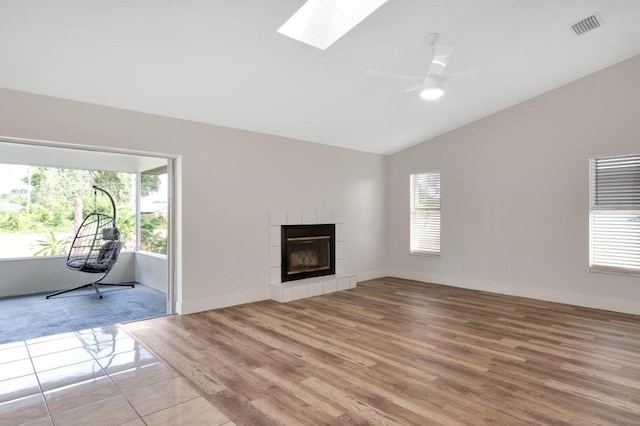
[420,77,444,100]
[420,87,444,100]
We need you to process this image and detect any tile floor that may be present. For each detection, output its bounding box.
[0,325,234,426]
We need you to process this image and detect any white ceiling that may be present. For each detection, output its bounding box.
[1,1,639,155]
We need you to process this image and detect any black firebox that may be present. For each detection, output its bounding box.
[281,224,335,283]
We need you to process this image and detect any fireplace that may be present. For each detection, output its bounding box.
[281,224,335,282]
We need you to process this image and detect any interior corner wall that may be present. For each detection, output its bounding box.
[0,90,387,314]
[387,54,640,315]
[134,252,168,295]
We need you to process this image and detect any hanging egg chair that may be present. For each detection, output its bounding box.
[46,185,134,299]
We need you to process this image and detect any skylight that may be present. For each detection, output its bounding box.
[277,0,389,50]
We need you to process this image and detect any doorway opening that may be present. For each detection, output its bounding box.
[0,137,179,344]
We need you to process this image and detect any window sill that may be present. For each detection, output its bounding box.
[135,251,167,259]
[0,250,136,262]
[410,251,440,258]
[589,266,640,277]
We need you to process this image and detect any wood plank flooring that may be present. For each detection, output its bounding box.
[123,277,640,425]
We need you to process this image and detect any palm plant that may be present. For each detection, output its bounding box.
[33,230,71,256]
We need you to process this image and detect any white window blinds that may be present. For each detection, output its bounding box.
[410,172,440,255]
[589,154,640,274]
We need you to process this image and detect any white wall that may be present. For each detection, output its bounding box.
[0,91,387,313]
[387,55,640,315]
[0,252,135,298]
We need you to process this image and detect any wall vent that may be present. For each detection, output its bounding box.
[571,15,601,36]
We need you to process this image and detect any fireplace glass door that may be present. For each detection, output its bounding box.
[281,224,335,282]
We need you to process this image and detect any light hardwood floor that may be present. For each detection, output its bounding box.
[123,277,640,425]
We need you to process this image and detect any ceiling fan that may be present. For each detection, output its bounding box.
[367,33,462,101]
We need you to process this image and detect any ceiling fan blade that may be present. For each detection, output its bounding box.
[365,70,423,81]
[445,69,477,81]
[403,84,423,93]
[428,45,454,77]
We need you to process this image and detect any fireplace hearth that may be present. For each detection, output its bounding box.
[281,224,335,282]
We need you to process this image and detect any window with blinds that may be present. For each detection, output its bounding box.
[410,172,440,255]
[589,154,640,274]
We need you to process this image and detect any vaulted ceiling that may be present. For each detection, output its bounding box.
[1,1,639,155]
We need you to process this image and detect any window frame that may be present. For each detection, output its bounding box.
[409,172,441,257]
[589,154,640,275]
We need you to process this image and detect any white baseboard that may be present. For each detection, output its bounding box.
[355,269,387,282]
[178,288,269,315]
[387,269,640,316]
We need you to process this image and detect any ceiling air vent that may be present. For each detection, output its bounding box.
[571,15,601,36]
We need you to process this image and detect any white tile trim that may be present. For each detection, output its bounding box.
[269,273,357,303]
[269,210,352,302]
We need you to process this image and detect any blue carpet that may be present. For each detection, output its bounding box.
[0,283,166,344]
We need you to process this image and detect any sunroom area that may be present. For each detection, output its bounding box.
[0,141,172,344]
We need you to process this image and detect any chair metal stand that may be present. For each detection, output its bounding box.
[46,271,135,299]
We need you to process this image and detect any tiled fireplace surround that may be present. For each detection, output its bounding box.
[269,210,356,302]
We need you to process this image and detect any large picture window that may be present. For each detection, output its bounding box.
[410,172,441,255]
[0,163,167,258]
[589,154,640,274]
